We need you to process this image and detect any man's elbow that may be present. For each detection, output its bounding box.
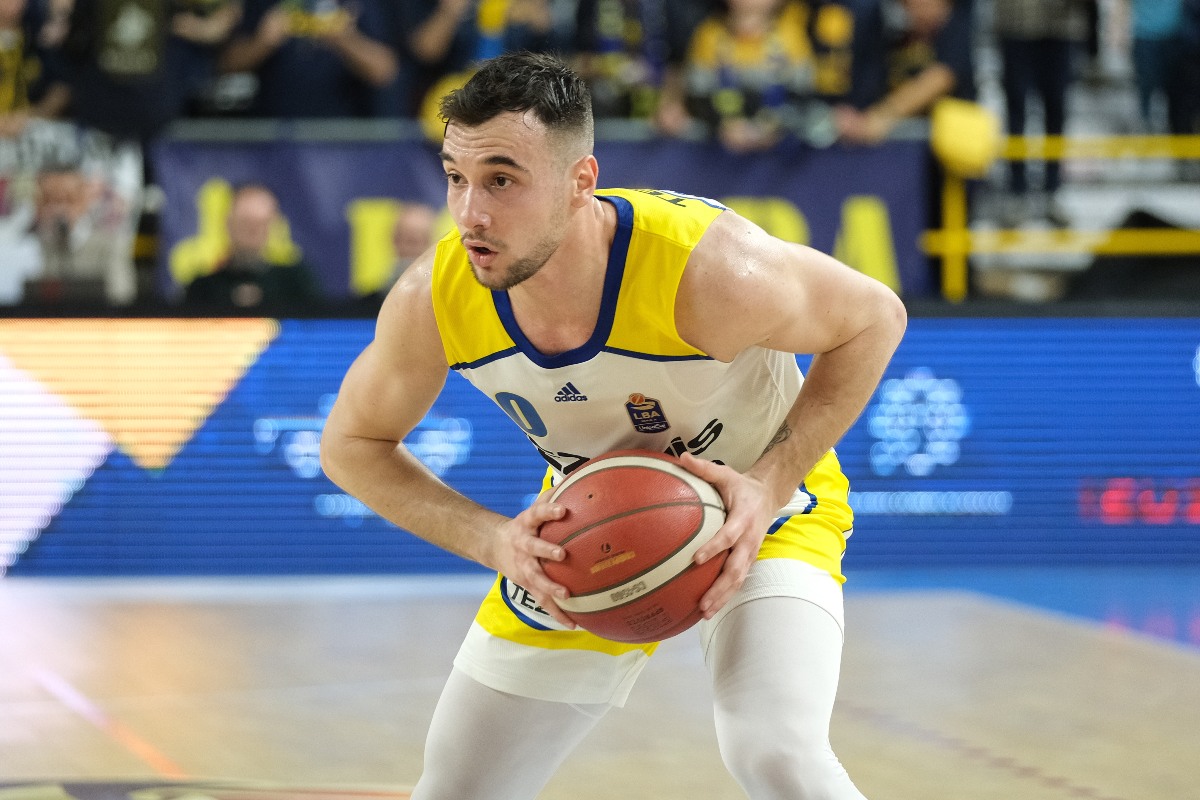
[878,285,908,348]
[319,429,348,489]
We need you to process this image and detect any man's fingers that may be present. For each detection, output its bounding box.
[679,451,723,482]
[530,592,577,629]
[698,540,755,617]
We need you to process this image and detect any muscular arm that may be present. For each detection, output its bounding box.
[675,210,907,607]
[319,257,572,618]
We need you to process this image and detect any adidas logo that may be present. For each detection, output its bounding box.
[554,382,588,402]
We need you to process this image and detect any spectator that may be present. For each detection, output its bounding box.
[355,201,439,311]
[671,0,845,154]
[397,0,575,120]
[184,183,323,310]
[397,0,475,114]
[26,160,138,305]
[61,0,242,142]
[389,202,437,284]
[834,0,976,145]
[572,0,710,132]
[0,0,69,137]
[1183,0,1200,139]
[219,0,398,118]
[1123,0,1193,136]
[993,0,1087,226]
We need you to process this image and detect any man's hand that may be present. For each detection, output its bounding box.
[679,453,777,618]
[490,491,577,629]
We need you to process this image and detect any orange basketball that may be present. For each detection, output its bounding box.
[538,450,728,644]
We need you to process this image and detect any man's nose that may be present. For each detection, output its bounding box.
[458,187,491,229]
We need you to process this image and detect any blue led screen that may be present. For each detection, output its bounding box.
[2,317,1197,575]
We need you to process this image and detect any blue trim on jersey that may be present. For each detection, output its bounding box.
[449,346,522,372]
[798,483,818,514]
[602,345,714,362]
[499,577,555,631]
[767,517,789,535]
[490,196,634,370]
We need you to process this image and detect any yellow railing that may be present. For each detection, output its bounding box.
[923,135,1200,302]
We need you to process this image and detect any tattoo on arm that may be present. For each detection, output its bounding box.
[761,422,791,456]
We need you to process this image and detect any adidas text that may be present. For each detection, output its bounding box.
[554,383,589,402]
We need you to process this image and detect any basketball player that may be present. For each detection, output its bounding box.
[321,51,906,800]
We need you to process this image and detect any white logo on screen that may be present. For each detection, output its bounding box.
[1194,344,1200,388]
[254,393,473,479]
[867,368,971,477]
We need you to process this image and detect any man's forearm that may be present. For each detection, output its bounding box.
[748,305,905,509]
[321,434,506,569]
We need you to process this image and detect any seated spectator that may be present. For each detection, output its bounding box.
[572,0,710,132]
[61,0,242,143]
[389,202,437,285]
[834,0,975,145]
[355,201,438,312]
[26,160,138,306]
[0,0,70,138]
[184,183,323,310]
[219,0,398,118]
[670,0,847,153]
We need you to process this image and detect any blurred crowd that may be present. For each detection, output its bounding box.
[1,0,1011,149]
[2,0,1199,309]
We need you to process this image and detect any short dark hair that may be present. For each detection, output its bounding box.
[439,51,593,148]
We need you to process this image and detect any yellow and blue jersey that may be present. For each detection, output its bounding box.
[432,188,852,680]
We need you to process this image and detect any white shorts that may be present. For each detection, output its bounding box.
[453,558,845,707]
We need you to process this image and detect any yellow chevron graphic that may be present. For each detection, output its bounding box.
[0,319,280,470]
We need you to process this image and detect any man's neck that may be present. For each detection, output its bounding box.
[506,197,617,356]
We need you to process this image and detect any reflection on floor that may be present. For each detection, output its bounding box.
[1,568,1197,800]
[847,566,1200,648]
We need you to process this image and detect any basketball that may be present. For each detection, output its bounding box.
[537,450,728,644]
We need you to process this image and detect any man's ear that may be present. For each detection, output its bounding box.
[570,154,599,208]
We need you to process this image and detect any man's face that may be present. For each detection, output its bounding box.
[227,188,278,257]
[440,111,574,291]
[902,0,951,37]
[36,170,89,225]
[392,206,436,261]
[0,0,26,27]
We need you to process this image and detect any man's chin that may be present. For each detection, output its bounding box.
[470,263,506,291]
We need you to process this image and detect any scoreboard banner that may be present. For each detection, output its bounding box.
[2,317,1198,575]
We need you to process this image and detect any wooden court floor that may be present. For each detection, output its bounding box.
[1,573,1198,800]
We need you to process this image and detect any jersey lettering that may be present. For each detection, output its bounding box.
[506,580,547,614]
[530,439,591,475]
[635,188,728,211]
[664,418,724,459]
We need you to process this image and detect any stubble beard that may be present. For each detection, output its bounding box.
[472,225,566,292]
